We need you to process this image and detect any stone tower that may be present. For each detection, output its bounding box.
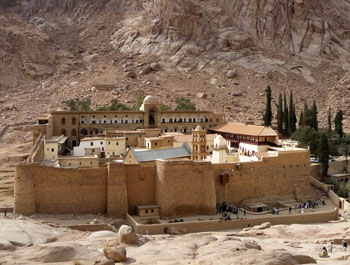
[191,126,207,160]
[212,134,227,163]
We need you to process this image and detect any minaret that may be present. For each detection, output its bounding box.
[191,126,207,161]
[212,134,227,163]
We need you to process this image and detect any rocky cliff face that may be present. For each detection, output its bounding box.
[1,0,350,130]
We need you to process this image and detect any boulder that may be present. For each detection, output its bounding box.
[125,71,136,78]
[90,86,96,92]
[227,69,237,78]
[139,65,152,75]
[103,246,127,262]
[117,225,139,245]
[196,92,207,99]
[150,62,160,71]
[232,92,242,97]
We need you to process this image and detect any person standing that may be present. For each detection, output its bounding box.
[329,242,333,253]
[4,210,7,218]
[289,207,292,214]
[343,240,347,251]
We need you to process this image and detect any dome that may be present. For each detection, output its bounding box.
[194,125,204,131]
[214,134,226,146]
[143,95,157,104]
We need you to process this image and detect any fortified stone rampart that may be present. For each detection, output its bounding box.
[15,163,108,215]
[15,150,314,219]
[213,151,310,204]
[155,160,216,218]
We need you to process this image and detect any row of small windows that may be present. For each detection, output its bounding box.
[61,117,220,125]
[161,118,214,123]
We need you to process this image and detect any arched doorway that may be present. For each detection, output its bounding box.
[149,110,156,127]
[80,128,88,136]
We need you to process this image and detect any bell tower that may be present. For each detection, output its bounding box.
[191,126,207,161]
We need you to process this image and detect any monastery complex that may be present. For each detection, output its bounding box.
[15,96,320,222]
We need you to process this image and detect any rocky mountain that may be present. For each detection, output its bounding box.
[1,0,350,130]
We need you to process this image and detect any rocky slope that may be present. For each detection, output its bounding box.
[1,216,350,264]
[1,0,350,130]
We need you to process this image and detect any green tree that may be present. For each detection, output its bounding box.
[311,100,318,131]
[334,109,344,138]
[298,110,304,128]
[65,97,92,111]
[317,133,329,176]
[97,99,130,111]
[160,103,171,111]
[291,126,319,154]
[288,91,297,133]
[328,107,332,135]
[303,102,312,127]
[175,97,196,111]
[339,135,350,171]
[283,92,289,137]
[263,86,272,126]
[277,92,284,134]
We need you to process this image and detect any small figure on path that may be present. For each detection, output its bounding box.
[328,242,333,253]
[319,247,329,258]
[343,240,347,251]
[289,207,292,214]
[4,210,7,218]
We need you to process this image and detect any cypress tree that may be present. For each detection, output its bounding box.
[299,110,304,128]
[288,91,297,133]
[334,110,343,138]
[277,92,283,134]
[318,134,329,176]
[263,86,272,126]
[283,92,289,137]
[303,101,313,127]
[311,100,318,131]
[328,107,332,135]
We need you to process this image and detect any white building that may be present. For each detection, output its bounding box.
[212,134,227,164]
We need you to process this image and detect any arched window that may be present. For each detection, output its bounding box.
[61,129,66,136]
[80,128,88,136]
[71,128,77,136]
[72,118,76,125]
[61,118,66,125]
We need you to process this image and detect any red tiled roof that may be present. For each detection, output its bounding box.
[211,123,277,137]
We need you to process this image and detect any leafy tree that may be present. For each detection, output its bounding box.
[160,103,171,111]
[317,133,329,176]
[339,135,350,170]
[324,177,340,194]
[97,99,130,111]
[334,109,343,138]
[311,100,318,131]
[263,86,272,126]
[175,97,196,111]
[277,92,283,134]
[65,97,92,111]
[291,126,319,154]
[328,107,332,135]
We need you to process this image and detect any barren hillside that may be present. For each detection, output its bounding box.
[1,0,350,130]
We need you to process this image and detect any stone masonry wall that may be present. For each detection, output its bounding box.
[213,151,310,204]
[156,160,216,218]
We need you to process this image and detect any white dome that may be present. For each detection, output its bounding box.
[143,95,157,104]
[214,134,226,146]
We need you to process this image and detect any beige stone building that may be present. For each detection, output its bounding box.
[36,96,224,149]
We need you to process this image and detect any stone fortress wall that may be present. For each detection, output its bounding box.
[15,149,311,218]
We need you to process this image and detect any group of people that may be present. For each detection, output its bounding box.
[217,202,239,215]
[320,241,348,258]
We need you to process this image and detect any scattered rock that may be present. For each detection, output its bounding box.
[150,62,160,71]
[227,69,237,78]
[139,65,152,75]
[232,92,242,97]
[90,87,96,92]
[117,225,139,245]
[91,259,115,265]
[196,92,208,99]
[125,71,136,78]
[103,246,127,262]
